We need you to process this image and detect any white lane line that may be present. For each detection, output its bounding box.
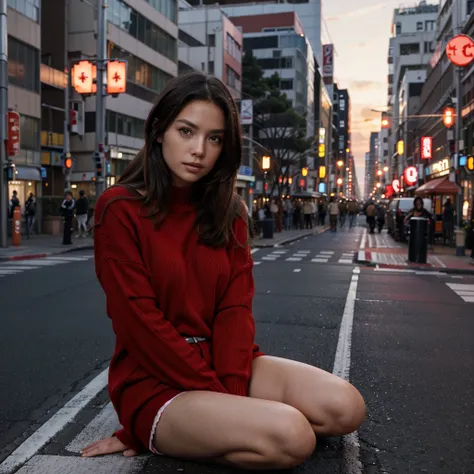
[43,256,93,261]
[293,254,308,258]
[333,266,362,474]
[296,250,311,254]
[271,250,287,254]
[311,258,329,263]
[66,403,119,453]
[462,296,474,302]
[320,251,335,255]
[338,259,353,264]
[0,269,26,275]
[286,257,302,262]
[430,255,447,268]
[447,283,474,291]
[359,228,367,250]
[262,256,279,261]
[6,260,66,266]
[251,248,260,255]
[293,269,301,273]
[0,368,109,474]
[374,268,415,273]
[254,261,262,265]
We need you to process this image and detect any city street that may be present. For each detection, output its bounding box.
[0,224,473,473]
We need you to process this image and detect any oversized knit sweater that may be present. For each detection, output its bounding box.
[94,185,261,451]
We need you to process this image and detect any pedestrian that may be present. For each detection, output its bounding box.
[338,200,347,228]
[365,201,376,234]
[82,72,365,469]
[347,200,358,228]
[60,191,75,245]
[328,197,339,232]
[75,190,89,238]
[9,190,20,218]
[442,198,455,246]
[25,193,36,238]
[303,199,313,229]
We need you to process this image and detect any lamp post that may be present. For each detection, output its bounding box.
[261,155,271,200]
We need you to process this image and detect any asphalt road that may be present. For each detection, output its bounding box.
[0,223,473,474]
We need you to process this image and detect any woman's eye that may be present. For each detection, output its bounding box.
[209,136,223,144]
[179,127,192,136]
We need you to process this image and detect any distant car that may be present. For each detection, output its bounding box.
[386,198,432,242]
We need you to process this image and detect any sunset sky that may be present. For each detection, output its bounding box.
[322,0,420,193]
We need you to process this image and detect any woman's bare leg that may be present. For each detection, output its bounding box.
[152,391,316,470]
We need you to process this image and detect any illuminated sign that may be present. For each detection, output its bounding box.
[72,61,94,95]
[318,127,326,144]
[446,34,474,67]
[319,166,326,179]
[318,143,325,157]
[421,137,432,159]
[107,60,127,95]
[392,179,400,193]
[430,158,450,177]
[403,166,418,186]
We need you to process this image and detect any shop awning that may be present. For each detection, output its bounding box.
[415,177,460,195]
[13,166,41,181]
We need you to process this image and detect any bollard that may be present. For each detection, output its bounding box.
[12,207,21,246]
[408,217,428,263]
[262,218,274,239]
[454,229,465,257]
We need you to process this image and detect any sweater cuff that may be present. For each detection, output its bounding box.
[220,375,249,396]
[208,378,230,394]
[113,427,144,453]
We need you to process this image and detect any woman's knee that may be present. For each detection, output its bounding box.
[263,405,316,468]
[328,382,366,435]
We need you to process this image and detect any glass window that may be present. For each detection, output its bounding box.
[106,110,145,138]
[20,115,40,150]
[8,0,39,22]
[143,0,176,23]
[7,36,39,93]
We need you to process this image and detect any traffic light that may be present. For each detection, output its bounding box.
[93,151,103,177]
[301,167,308,177]
[262,155,270,170]
[467,155,474,171]
[443,107,455,128]
[381,114,390,129]
[397,140,404,155]
[64,156,73,170]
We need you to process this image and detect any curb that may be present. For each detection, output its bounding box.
[0,244,94,263]
[355,251,474,275]
[253,226,330,248]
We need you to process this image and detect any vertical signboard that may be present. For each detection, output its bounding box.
[240,99,253,125]
[322,44,334,84]
[420,136,432,159]
[7,111,20,157]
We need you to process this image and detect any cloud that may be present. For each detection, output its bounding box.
[326,2,389,22]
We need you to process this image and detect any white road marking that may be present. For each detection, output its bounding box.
[271,250,287,254]
[293,254,308,258]
[311,258,328,263]
[0,368,109,474]
[6,259,67,266]
[359,229,367,250]
[374,268,415,273]
[0,266,38,271]
[0,269,29,274]
[66,403,119,453]
[286,257,302,262]
[293,268,301,273]
[430,255,447,268]
[333,266,362,474]
[251,248,259,254]
[320,251,335,255]
[262,256,278,261]
[44,256,93,261]
[338,259,353,264]
[446,283,474,302]
[296,250,311,254]
[14,455,147,474]
[253,261,262,265]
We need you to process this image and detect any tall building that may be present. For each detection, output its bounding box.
[366,132,379,197]
[387,1,439,176]
[5,1,41,216]
[66,0,178,195]
[182,0,322,65]
[178,2,243,100]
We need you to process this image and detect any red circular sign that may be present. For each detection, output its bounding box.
[446,34,474,67]
[404,166,418,186]
[392,179,400,193]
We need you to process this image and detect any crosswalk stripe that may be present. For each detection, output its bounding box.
[312,258,328,263]
[44,256,93,261]
[286,257,302,261]
[6,259,67,266]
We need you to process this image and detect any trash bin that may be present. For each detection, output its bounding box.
[408,217,428,263]
[262,218,274,239]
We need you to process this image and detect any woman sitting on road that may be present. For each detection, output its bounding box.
[82,72,366,470]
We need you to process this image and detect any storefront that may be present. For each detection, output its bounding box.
[236,165,255,213]
[7,165,43,212]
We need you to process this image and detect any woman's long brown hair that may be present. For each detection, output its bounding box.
[113,72,247,248]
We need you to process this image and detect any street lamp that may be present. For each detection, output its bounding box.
[337,160,344,168]
[262,155,271,170]
[337,178,343,185]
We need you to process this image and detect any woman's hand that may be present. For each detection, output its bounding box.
[81,436,138,457]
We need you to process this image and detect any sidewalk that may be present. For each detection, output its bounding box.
[0,234,94,262]
[357,231,474,274]
[252,225,329,248]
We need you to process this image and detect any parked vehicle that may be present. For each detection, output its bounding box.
[386,198,432,241]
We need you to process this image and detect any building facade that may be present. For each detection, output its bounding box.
[66,0,178,195]
[6,1,42,215]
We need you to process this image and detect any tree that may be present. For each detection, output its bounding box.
[242,54,313,195]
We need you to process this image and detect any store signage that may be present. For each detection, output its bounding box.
[7,111,20,157]
[427,158,450,177]
[392,179,400,193]
[446,34,474,67]
[240,99,253,125]
[420,136,432,159]
[403,166,418,186]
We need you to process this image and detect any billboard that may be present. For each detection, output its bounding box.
[240,99,253,125]
[322,44,334,77]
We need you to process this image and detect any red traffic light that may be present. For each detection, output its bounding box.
[64,157,73,169]
[443,107,455,128]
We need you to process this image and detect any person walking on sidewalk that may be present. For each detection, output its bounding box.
[303,200,313,229]
[442,198,455,246]
[82,72,365,470]
[338,200,347,228]
[75,190,89,238]
[347,200,358,228]
[60,191,75,245]
[25,193,36,238]
[328,197,339,232]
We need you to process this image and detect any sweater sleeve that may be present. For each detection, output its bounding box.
[94,202,228,394]
[212,215,256,396]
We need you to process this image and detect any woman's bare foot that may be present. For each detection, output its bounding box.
[81,436,138,457]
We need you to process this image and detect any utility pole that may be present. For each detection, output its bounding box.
[0,0,8,248]
[63,0,71,191]
[455,66,462,229]
[95,0,107,198]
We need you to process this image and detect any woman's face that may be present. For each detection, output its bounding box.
[159,100,225,187]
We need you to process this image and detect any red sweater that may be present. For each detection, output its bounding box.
[94,186,261,451]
